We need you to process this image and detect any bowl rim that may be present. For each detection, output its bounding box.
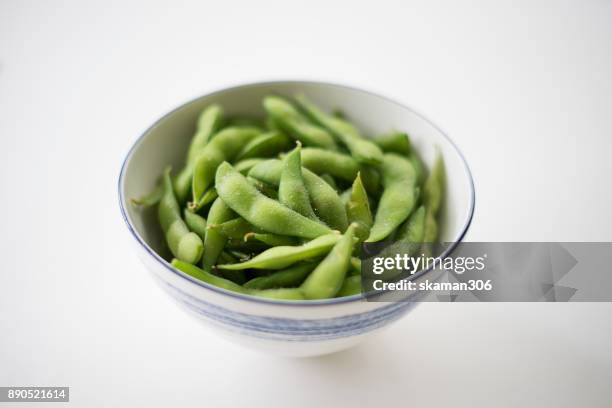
[118,79,476,307]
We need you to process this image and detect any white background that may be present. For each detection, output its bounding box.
[1,0,611,406]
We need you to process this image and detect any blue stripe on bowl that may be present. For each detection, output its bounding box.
[162,281,418,342]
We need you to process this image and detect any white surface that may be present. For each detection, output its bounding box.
[1,0,611,407]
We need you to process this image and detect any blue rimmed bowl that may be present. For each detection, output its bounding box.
[118,80,475,357]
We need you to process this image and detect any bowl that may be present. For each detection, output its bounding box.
[118,80,475,357]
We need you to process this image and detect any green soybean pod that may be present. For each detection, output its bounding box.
[243,262,317,290]
[131,183,163,208]
[183,209,207,241]
[191,127,261,211]
[337,275,362,297]
[265,116,281,132]
[158,168,203,264]
[207,217,263,239]
[301,224,356,299]
[234,158,265,175]
[173,259,303,299]
[421,153,444,244]
[247,159,348,231]
[349,257,362,276]
[423,152,445,216]
[235,131,292,161]
[224,238,268,252]
[197,188,218,207]
[374,131,411,156]
[303,171,349,232]
[320,174,338,190]
[263,96,337,149]
[244,232,300,247]
[300,148,359,181]
[187,105,224,162]
[360,165,381,196]
[367,154,417,242]
[215,162,332,239]
[299,148,380,194]
[202,197,236,272]
[409,152,426,186]
[339,188,351,206]
[247,177,278,199]
[279,143,319,220]
[249,288,305,300]
[174,105,224,203]
[172,259,248,294]
[423,211,438,243]
[217,233,341,270]
[346,172,373,242]
[396,205,426,255]
[295,94,384,165]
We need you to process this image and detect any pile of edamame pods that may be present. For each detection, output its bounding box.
[133,95,444,301]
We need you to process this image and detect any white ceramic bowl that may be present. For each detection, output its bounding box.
[118,81,475,357]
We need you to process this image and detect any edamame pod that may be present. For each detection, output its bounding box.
[247,177,278,199]
[263,96,337,149]
[349,257,362,276]
[244,233,300,247]
[215,162,332,239]
[202,197,236,272]
[301,224,356,299]
[409,153,426,186]
[191,127,261,211]
[187,105,224,162]
[198,188,218,208]
[423,212,438,243]
[279,144,318,220]
[174,105,224,203]
[320,174,338,190]
[423,153,445,216]
[243,262,317,290]
[131,183,163,207]
[396,205,426,255]
[158,168,203,264]
[346,172,373,242]
[247,159,348,231]
[337,275,362,297]
[299,148,380,194]
[234,158,265,175]
[300,148,360,181]
[173,260,303,300]
[374,131,411,156]
[235,131,292,161]
[172,259,247,293]
[251,288,305,300]
[217,233,341,270]
[183,209,207,241]
[367,154,417,242]
[207,217,263,239]
[422,153,444,243]
[295,94,384,165]
[339,188,351,206]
